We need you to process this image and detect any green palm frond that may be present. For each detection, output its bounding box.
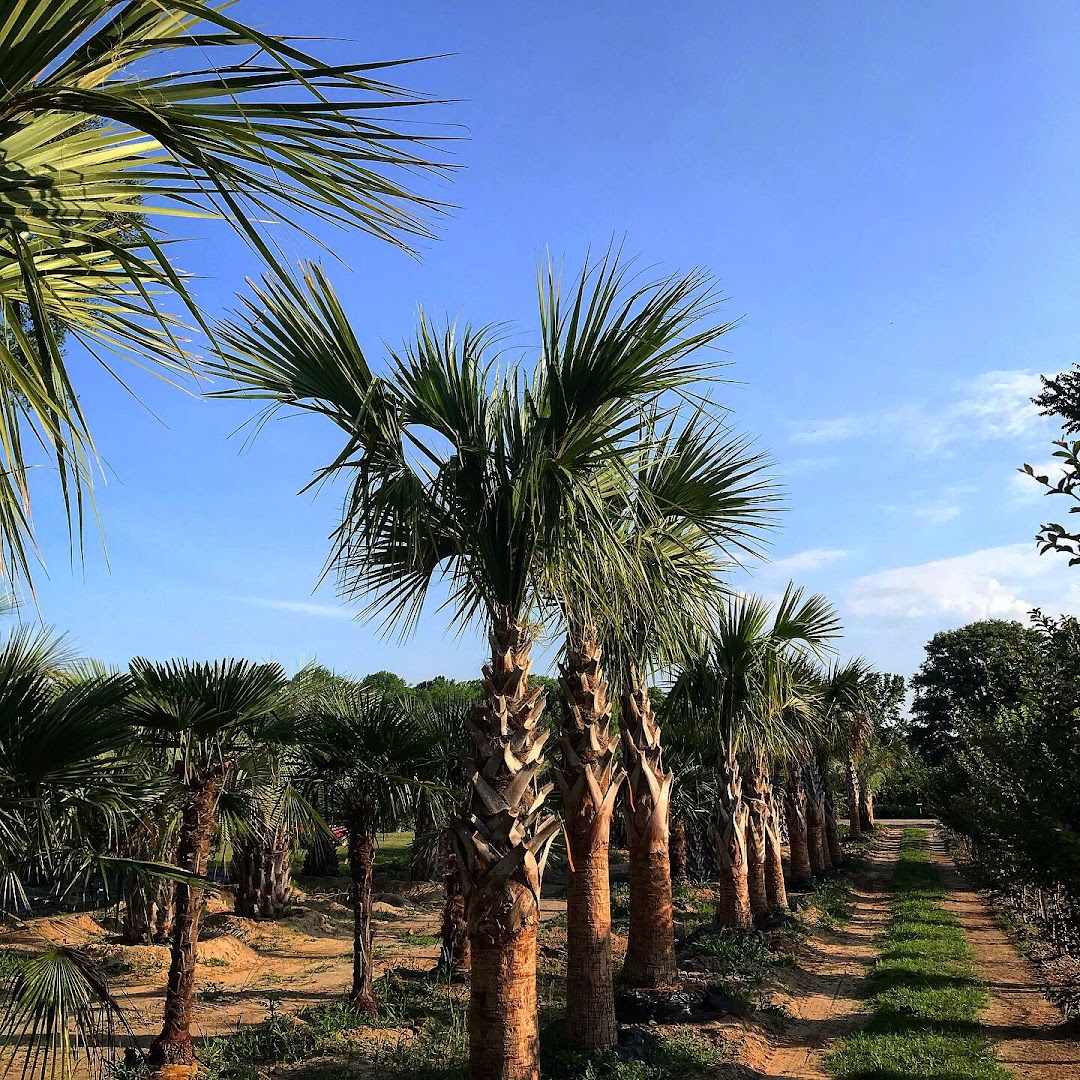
[1,945,133,1080]
[0,0,448,588]
[210,250,733,642]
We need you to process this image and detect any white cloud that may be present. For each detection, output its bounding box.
[766,547,851,574]
[793,369,1047,452]
[846,543,1073,622]
[912,504,961,524]
[245,598,355,620]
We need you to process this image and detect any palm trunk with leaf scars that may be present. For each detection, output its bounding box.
[669,814,689,884]
[452,609,559,1080]
[233,824,292,920]
[847,747,862,840]
[346,794,378,1011]
[763,783,788,912]
[714,751,752,929]
[149,764,227,1071]
[619,666,677,989]
[859,787,875,832]
[823,780,843,867]
[558,629,623,1050]
[782,766,813,889]
[440,838,470,975]
[803,760,829,874]
[744,756,770,922]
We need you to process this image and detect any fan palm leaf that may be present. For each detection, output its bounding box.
[0,0,447,587]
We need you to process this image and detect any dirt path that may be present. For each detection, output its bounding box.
[759,826,899,1079]
[928,829,1080,1078]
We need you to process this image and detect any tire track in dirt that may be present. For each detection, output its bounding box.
[759,825,899,1079]
[928,829,1080,1078]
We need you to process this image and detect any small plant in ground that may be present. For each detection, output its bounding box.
[825,828,1011,1080]
[542,1031,727,1079]
[395,930,440,948]
[689,929,774,1008]
[201,956,231,969]
[196,982,228,1003]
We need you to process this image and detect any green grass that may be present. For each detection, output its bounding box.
[825,828,1011,1080]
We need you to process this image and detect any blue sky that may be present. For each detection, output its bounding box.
[28,0,1080,683]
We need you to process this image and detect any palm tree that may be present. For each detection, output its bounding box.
[292,669,445,1010]
[816,659,873,864]
[0,0,445,588]
[208,252,732,1080]
[670,586,840,929]
[600,411,774,986]
[0,629,140,1078]
[125,658,288,1071]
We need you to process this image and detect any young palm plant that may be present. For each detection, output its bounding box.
[0,0,446,588]
[292,668,446,1010]
[124,658,289,1072]
[208,251,733,1080]
[670,586,840,929]
[0,629,141,1079]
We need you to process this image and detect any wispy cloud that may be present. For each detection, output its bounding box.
[846,543,1072,622]
[244,598,355,620]
[792,370,1047,453]
[765,547,851,574]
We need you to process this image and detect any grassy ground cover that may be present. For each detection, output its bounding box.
[825,828,1010,1080]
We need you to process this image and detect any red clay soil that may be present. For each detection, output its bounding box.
[928,829,1080,1079]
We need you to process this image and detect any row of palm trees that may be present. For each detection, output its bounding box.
[0,615,892,1080]
[1,6,895,1080]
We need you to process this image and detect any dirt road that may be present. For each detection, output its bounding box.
[754,823,1080,1080]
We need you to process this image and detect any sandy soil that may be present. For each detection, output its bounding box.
[756,827,898,1079]
[6,826,1077,1079]
[928,829,1080,1078]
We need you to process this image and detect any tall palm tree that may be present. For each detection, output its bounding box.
[670,586,840,929]
[125,658,288,1071]
[599,411,775,986]
[0,0,445,588]
[208,251,732,1080]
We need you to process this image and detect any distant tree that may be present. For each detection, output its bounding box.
[360,671,410,697]
[908,620,1041,766]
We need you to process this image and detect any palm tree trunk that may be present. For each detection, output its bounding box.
[259,826,292,919]
[846,751,862,840]
[232,837,261,918]
[744,757,770,922]
[347,798,378,1012]
[440,841,470,974]
[669,814,689,885]
[304,833,339,876]
[804,761,829,873]
[824,785,843,867]
[149,765,225,1070]
[783,767,813,889]
[714,752,752,929]
[558,629,622,1050]
[619,669,677,989]
[232,827,291,920]
[859,788,875,831]
[454,610,558,1080]
[763,790,788,913]
[410,791,439,881]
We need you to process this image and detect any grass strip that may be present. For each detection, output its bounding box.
[825,828,1011,1080]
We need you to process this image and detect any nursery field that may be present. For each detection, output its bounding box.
[9,825,1076,1079]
